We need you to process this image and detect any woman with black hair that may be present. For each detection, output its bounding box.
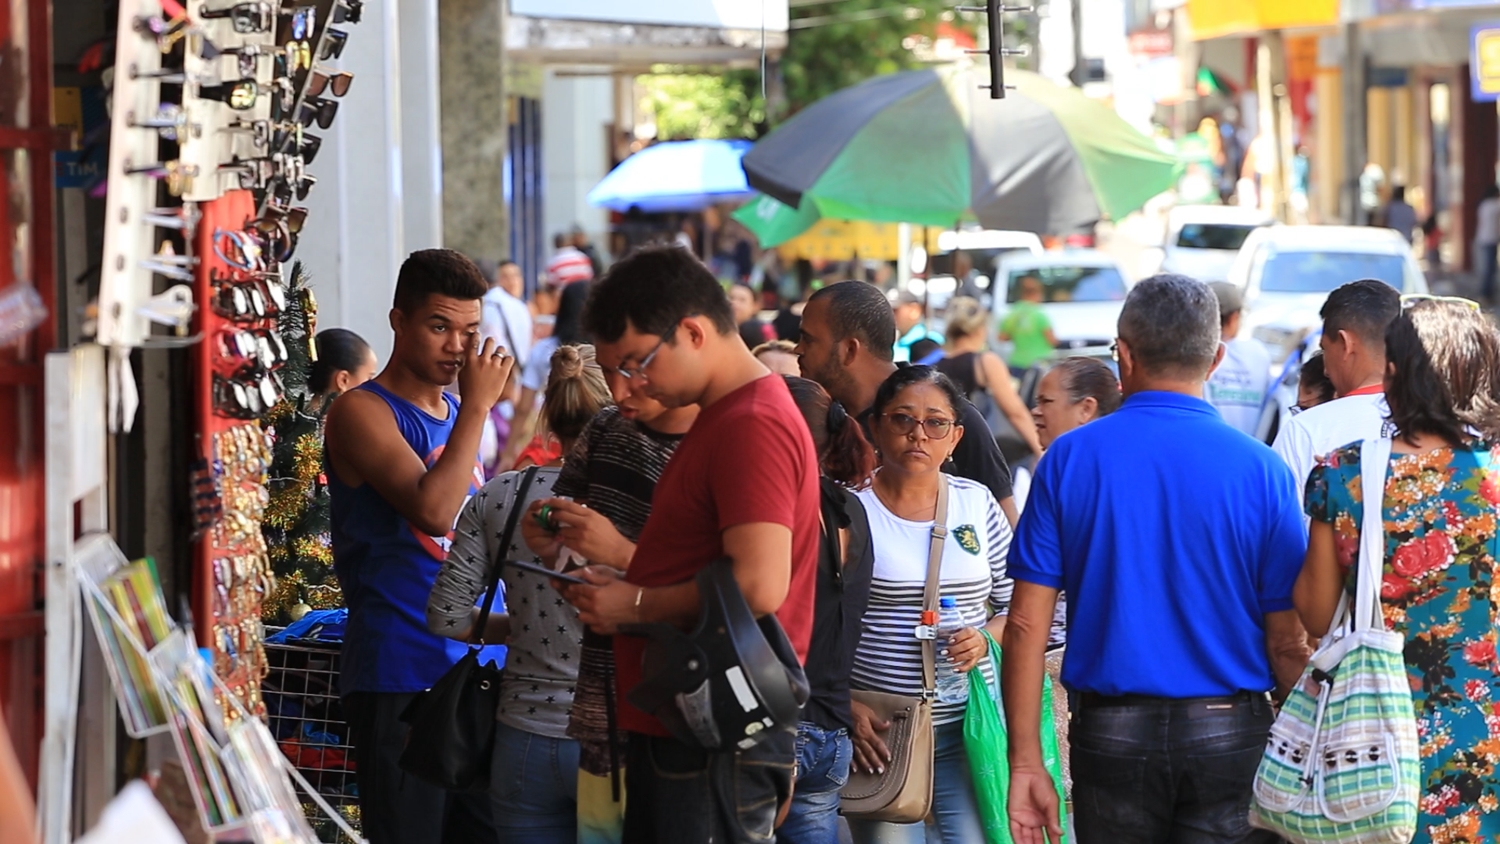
[308,328,376,410]
[847,366,1013,844]
[778,377,878,843]
[1296,299,1500,842]
[501,281,592,469]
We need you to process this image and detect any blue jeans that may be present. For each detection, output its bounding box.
[1069,692,1278,844]
[847,720,983,844]
[777,722,853,844]
[489,721,580,844]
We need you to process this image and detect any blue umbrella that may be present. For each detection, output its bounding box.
[587,139,755,213]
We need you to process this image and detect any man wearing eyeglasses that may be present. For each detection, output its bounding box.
[1271,279,1401,506]
[556,246,820,844]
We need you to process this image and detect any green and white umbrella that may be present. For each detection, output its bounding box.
[736,65,1179,246]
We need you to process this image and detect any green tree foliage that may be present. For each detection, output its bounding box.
[637,70,766,140]
[781,0,971,115]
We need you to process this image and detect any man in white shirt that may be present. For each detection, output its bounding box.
[1205,282,1272,437]
[476,259,533,473]
[1272,279,1401,503]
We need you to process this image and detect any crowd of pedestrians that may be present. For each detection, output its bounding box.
[320,237,1500,844]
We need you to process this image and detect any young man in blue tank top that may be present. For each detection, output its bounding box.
[325,249,516,844]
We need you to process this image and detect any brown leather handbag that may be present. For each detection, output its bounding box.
[839,476,947,823]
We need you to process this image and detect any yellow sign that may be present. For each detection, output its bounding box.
[775,222,944,263]
[1185,0,1339,42]
[1474,26,1500,101]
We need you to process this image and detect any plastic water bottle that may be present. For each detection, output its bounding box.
[935,597,969,705]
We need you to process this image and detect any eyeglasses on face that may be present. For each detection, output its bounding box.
[880,412,955,439]
[616,332,671,381]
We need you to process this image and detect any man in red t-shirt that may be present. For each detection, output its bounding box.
[560,246,820,844]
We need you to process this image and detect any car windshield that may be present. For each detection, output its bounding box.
[1258,251,1406,294]
[1176,223,1258,251]
[1006,265,1126,303]
[928,247,1033,279]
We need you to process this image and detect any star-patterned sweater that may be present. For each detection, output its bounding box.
[427,466,584,738]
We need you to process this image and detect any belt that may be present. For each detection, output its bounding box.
[1075,690,1266,710]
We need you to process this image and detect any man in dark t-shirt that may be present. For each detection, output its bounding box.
[796,280,1019,525]
[559,246,820,844]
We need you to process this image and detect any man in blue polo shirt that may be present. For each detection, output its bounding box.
[1000,274,1309,844]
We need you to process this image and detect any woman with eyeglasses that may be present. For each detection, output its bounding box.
[846,366,1013,844]
[1295,299,1500,842]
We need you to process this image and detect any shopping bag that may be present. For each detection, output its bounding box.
[964,630,1068,844]
[1248,439,1419,844]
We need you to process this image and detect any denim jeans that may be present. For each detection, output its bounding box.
[847,720,984,844]
[489,721,580,844]
[777,722,853,844]
[1069,693,1279,844]
[622,727,796,844]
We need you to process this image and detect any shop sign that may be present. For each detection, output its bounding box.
[1472,23,1500,103]
[1128,30,1174,58]
[53,86,107,189]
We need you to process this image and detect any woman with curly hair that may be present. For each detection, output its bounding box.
[1295,299,1500,843]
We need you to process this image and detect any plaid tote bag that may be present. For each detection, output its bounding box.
[1249,437,1420,844]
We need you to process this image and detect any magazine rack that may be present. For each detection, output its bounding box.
[76,533,362,843]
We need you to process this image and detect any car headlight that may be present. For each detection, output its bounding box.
[1252,325,1302,364]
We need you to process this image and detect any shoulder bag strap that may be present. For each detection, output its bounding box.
[1354,438,1393,633]
[470,465,540,645]
[920,475,950,696]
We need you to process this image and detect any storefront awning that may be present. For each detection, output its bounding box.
[1186,0,1341,41]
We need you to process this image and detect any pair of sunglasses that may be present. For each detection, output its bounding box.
[212,273,287,322]
[199,1,273,33]
[251,203,307,235]
[213,227,267,273]
[142,203,202,234]
[334,0,362,24]
[219,327,289,372]
[198,77,260,110]
[321,28,348,61]
[307,69,352,98]
[127,103,194,141]
[213,371,284,420]
[298,96,338,130]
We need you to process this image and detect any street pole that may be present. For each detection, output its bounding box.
[1341,22,1367,224]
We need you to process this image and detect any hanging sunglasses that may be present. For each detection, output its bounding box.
[269,173,316,204]
[218,327,288,371]
[198,1,273,33]
[333,0,362,24]
[307,69,352,98]
[223,119,270,149]
[189,457,224,535]
[127,103,195,141]
[288,7,316,40]
[124,160,198,196]
[298,96,338,130]
[213,278,268,322]
[219,42,268,77]
[214,374,266,420]
[198,78,260,110]
[252,218,298,264]
[213,228,266,273]
[134,14,193,52]
[282,40,312,74]
[251,203,307,235]
[319,28,348,61]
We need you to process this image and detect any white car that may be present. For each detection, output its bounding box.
[992,250,1131,360]
[908,227,1045,312]
[1230,225,1428,369]
[1160,205,1273,283]
[1227,225,1428,443]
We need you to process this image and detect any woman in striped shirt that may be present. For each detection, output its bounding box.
[848,366,1013,844]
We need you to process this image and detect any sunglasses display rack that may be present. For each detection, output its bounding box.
[75,533,360,843]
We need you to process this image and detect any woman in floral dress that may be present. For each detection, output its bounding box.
[1297,298,1500,844]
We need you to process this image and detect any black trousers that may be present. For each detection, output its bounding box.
[1069,692,1279,844]
[342,691,498,844]
[622,727,795,844]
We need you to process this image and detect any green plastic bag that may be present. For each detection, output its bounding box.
[963,630,1068,844]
